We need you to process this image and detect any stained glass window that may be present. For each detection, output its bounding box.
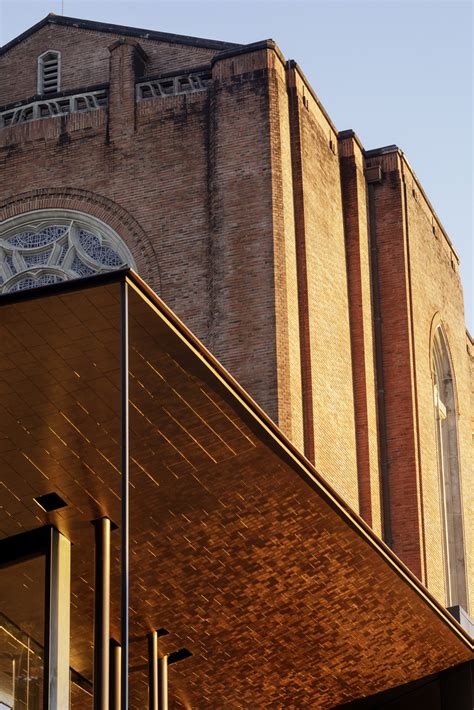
[0,210,136,294]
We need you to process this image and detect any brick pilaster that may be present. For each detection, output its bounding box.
[339,132,382,535]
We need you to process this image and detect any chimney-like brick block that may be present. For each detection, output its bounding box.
[108,39,147,142]
[207,47,281,422]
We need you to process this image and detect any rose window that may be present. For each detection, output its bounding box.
[0,210,135,293]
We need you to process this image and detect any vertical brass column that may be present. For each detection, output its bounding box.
[147,631,159,710]
[120,279,130,710]
[93,517,111,710]
[109,640,121,710]
[45,528,71,710]
[158,656,168,710]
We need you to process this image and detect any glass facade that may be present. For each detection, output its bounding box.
[0,556,45,709]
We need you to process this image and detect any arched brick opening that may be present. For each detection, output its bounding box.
[0,187,161,290]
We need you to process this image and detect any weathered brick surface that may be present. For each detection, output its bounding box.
[0,18,472,614]
[401,161,473,611]
[267,55,303,449]
[365,147,472,607]
[339,134,382,536]
[364,151,426,580]
[205,48,280,423]
[0,23,218,106]
[287,65,359,510]
[0,31,292,433]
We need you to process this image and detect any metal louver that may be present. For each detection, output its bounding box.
[39,51,60,94]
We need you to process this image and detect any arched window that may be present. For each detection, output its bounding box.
[0,210,136,294]
[432,325,467,609]
[37,51,61,95]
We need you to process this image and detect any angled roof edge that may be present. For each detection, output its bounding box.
[365,144,460,263]
[286,59,339,136]
[337,134,460,264]
[0,268,471,653]
[0,13,242,57]
[125,269,474,653]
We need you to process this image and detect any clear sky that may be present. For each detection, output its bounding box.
[1,0,473,329]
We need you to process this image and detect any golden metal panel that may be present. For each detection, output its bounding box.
[0,273,471,709]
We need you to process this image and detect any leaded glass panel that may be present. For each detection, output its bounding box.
[0,210,136,294]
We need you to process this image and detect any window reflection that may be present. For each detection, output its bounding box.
[0,557,45,709]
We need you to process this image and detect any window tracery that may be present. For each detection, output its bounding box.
[0,210,135,294]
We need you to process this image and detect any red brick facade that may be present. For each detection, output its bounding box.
[0,15,471,612]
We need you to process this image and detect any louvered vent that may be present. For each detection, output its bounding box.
[38,51,60,95]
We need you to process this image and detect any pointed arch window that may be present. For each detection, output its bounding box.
[432,325,468,610]
[38,51,61,95]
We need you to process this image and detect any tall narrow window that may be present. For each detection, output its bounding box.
[432,325,467,610]
[37,50,61,95]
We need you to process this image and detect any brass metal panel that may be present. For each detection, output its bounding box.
[0,273,471,709]
[0,282,123,690]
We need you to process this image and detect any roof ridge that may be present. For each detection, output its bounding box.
[0,14,243,56]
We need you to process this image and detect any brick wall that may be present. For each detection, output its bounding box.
[402,160,472,611]
[267,54,303,449]
[287,64,359,511]
[339,133,382,536]
[0,22,360,508]
[365,146,472,609]
[205,46,282,422]
[365,150,426,581]
[1,19,472,610]
[0,28,294,435]
[0,23,218,106]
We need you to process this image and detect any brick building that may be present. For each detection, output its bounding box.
[0,14,472,708]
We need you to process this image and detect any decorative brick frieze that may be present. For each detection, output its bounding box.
[0,88,107,128]
[0,106,106,147]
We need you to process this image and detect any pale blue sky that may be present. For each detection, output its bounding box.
[1,0,473,329]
